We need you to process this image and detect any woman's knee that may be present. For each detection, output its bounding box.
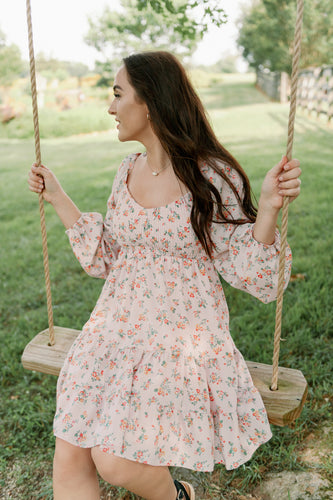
[91,447,134,486]
[54,438,95,480]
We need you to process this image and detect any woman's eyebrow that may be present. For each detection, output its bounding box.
[113,84,123,91]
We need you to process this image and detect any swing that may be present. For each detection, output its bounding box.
[22,0,307,427]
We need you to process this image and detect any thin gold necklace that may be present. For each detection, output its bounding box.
[145,152,170,176]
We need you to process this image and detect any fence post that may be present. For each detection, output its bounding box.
[256,68,289,102]
[280,72,289,103]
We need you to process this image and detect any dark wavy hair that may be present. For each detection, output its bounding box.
[123,51,257,258]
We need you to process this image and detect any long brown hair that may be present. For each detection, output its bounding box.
[123,51,257,258]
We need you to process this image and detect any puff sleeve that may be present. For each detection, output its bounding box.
[65,160,126,278]
[208,164,292,303]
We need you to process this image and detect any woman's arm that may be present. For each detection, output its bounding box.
[253,156,301,245]
[28,163,81,229]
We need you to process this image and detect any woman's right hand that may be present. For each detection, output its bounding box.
[28,163,82,229]
[28,163,64,204]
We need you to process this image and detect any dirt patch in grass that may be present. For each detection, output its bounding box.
[252,471,332,500]
[297,423,332,467]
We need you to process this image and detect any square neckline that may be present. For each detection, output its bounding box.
[125,153,191,211]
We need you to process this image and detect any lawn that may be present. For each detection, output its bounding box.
[0,74,332,499]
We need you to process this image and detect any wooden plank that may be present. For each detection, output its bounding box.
[247,361,308,427]
[21,326,80,376]
[22,327,307,426]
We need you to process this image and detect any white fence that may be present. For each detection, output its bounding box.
[297,66,333,122]
[256,66,333,123]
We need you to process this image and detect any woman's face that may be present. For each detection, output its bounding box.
[108,66,150,143]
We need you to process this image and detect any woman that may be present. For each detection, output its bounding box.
[28,51,301,500]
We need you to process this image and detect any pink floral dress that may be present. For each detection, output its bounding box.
[54,153,291,471]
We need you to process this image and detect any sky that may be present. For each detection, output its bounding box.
[0,0,251,69]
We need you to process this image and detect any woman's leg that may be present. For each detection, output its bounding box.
[53,438,100,500]
[91,447,178,500]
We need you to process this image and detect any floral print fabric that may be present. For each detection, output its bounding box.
[54,153,292,471]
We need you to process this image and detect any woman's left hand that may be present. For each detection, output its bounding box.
[259,156,302,211]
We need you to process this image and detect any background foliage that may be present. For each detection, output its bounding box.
[237,0,333,73]
[85,0,226,85]
[0,30,25,87]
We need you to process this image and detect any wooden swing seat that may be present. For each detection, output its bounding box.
[21,326,308,427]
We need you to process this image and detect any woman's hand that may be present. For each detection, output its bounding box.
[259,156,302,212]
[28,163,81,228]
[28,163,64,205]
[253,156,301,245]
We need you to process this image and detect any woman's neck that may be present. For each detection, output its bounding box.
[142,138,172,173]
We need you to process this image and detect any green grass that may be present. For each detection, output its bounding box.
[0,102,112,139]
[0,74,332,499]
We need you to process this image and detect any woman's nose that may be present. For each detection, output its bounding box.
[108,101,116,115]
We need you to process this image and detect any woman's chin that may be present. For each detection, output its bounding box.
[117,132,126,142]
[118,131,133,143]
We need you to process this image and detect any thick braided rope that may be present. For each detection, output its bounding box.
[271,0,304,391]
[26,0,55,345]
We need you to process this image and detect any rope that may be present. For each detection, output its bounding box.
[271,0,304,391]
[26,0,55,345]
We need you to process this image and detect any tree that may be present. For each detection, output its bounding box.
[237,0,333,73]
[214,54,238,74]
[135,0,227,40]
[85,0,226,84]
[64,61,90,79]
[36,53,69,81]
[0,30,24,87]
[301,0,333,69]
[35,54,90,82]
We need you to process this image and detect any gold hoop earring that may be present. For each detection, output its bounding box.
[147,113,151,121]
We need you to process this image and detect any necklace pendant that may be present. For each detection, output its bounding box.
[152,171,159,176]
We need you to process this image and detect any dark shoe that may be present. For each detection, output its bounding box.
[174,479,195,500]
